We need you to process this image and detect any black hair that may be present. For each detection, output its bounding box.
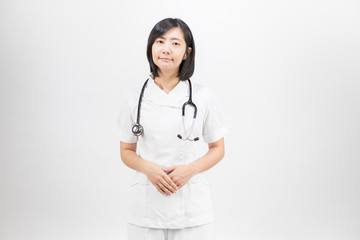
[146,18,195,80]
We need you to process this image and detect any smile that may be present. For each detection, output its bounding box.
[159,58,172,62]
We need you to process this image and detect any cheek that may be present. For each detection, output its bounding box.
[175,53,186,64]
[152,50,160,66]
[177,49,187,61]
[152,44,161,58]
[151,46,157,58]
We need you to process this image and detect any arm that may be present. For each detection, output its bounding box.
[120,141,178,196]
[190,137,225,174]
[164,137,225,188]
[120,141,147,173]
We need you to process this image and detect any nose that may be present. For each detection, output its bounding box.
[162,42,171,54]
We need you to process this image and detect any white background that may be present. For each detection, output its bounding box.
[1,0,359,239]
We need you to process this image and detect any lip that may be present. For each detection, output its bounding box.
[159,58,172,62]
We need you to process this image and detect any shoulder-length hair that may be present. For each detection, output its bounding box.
[146,18,195,80]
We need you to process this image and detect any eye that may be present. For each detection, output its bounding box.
[173,42,180,46]
[156,40,163,44]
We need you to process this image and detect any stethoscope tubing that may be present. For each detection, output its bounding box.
[132,78,199,141]
[136,78,149,125]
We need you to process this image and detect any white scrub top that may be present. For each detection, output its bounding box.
[118,76,227,229]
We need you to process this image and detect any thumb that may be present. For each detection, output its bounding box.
[163,166,176,173]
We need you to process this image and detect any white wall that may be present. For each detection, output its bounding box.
[1,0,359,239]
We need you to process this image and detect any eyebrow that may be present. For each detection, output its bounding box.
[158,36,183,41]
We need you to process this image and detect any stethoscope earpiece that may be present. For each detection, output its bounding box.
[177,134,199,141]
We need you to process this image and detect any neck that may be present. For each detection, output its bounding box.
[154,71,180,94]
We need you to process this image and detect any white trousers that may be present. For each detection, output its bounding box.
[127,223,213,240]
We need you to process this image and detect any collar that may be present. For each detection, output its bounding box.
[142,76,189,108]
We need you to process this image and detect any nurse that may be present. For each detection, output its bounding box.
[118,18,227,240]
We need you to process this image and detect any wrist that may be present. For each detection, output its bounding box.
[188,162,199,176]
[140,159,152,175]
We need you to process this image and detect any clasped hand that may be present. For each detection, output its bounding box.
[144,162,196,196]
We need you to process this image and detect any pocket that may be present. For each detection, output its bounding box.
[130,171,150,187]
[185,175,212,217]
[188,174,209,185]
[128,172,149,221]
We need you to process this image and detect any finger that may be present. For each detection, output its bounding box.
[162,167,175,175]
[155,184,166,196]
[158,182,173,196]
[163,166,175,171]
[161,178,177,193]
[164,175,178,192]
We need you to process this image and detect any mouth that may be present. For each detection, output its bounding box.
[159,58,172,62]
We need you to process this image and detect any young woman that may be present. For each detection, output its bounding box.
[119,18,227,240]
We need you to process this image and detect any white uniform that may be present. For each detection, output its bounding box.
[118,76,227,229]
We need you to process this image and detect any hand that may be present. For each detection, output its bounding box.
[163,164,196,189]
[143,161,178,196]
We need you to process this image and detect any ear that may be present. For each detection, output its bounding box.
[183,47,192,60]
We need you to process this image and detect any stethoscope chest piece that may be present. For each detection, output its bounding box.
[132,124,144,136]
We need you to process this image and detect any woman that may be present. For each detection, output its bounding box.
[119,18,227,240]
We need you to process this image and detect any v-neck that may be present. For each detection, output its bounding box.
[151,77,181,96]
[143,76,189,107]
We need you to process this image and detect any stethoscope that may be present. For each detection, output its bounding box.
[132,78,199,141]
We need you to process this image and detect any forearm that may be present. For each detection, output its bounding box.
[120,142,151,174]
[189,138,225,175]
[121,150,145,172]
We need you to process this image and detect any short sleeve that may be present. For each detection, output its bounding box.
[202,89,228,143]
[117,91,138,143]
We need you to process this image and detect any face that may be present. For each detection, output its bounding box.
[152,27,190,74]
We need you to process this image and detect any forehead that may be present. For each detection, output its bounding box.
[158,27,185,41]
